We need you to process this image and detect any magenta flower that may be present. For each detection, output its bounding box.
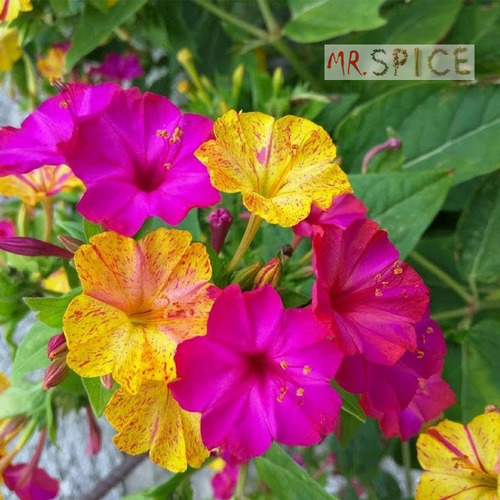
[294,193,367,238]
[336,317,455,439]
[312,219,429,365]
[92,53,143,81]
[211,461,238,499]
[170,284,343,462]
[67,87,220,236]
[0,219,15,238]
[0,83,120,176]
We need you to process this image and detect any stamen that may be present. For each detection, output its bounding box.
[303,365,311,375]
[279,360,288,370]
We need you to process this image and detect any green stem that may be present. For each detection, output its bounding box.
[194,0,267,39]
[296,248,313,266]
[42,198,54,242]
[227,215,263,272]
[234,462,249,500]
[256,0,279,34]
[432,307,470,321]
[409,251,473,304]
[401,440,413,497]
[16,203,29,237]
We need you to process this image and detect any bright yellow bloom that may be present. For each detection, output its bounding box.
[0,165,82,207]
[0,27,21,72]
[195,110,351,227]
[105,380,209,472]
[42,268,70,294]
[37,47,66,79]
[0,0,32,22]
[63,229,218,395]
[416,409,500,500]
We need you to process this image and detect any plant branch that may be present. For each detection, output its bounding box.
[234,461,249,500]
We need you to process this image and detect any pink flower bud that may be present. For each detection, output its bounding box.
[85,406,102,456]
[253,258,281,289]
[232,262,262,290]
[57,235,84,253]
[47,333,68,360]
[100,374,113,390]
[0,237,73,259]
[208,208,233,254]
[43,358,68,390]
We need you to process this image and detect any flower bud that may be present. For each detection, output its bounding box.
[176,79,190,94]
[57,235,84,253]
[253,257,281,289]
[232,262,262,290]
[231,64,244,101]
[177,48,193,66]
[43,358,68,390]
[208,208,233,254]
[85,406,102,456]
[0,237,73,259]
[272,67,284,97]
[100,374,113,390]
[47,333,68,360]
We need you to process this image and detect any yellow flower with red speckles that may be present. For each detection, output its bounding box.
[195,110,351,227]
[0,0,32,22]
[63,228,219,395]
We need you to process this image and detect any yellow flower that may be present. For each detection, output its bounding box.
[195,110,351,227]
[63,228,218,395]
[37,47,66,79]
[105,380,209,472]
[42,267,70,294]
[0,164,83,206]
[0,0,32,22]
[416,409,500,500]
[0,27,21,72]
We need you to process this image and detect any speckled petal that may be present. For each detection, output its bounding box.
[63,294,144,394]
[105,381,209,472]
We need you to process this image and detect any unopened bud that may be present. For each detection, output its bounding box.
[85,406,102,456]
[100,374,113,390]
[233,262,262,290]
[57,235,84,253]
[177,48,193,66]
[231,64,244,101]
[43,358,68,389]
[253,257,281,289]
[176,79,190,94]
[0,237,73,259]
[272,67,284,97]
[47,333,68,360]
[208,208,233,254]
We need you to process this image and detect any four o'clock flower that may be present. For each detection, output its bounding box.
[67,87,220,236]
[63,228,219,394]
[195,110,351,227]
[170,284,343,462]
[312,219,429,365]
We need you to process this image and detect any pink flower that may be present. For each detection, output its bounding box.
[293,193,367,238]
[0,83,120,176]
[336,318,455,440]
[0,219,15,238]
[211,461,238,499]
[67,88,220,236]
[170,284,343,462]
[312,219,429,365]
[92,53,143,81]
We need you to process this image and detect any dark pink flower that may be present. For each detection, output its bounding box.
[211,461,238,499]
[0,219,15,238]
[312,219,429,365]
[67,88,220,236]
[93,53,143,81]
[293,193,367,238]
[0,83,120,176]
[170,284,343,462]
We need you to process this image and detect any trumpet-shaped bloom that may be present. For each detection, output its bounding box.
[170,284,343,462]
[0,0,32,21]
[63,228,219,394]
[0,27,21,72]
[195,110,351,227]
[0,83,120,176]
[67,87,220,236]
[0,165,82,206]
[293,193,367,238]
[105,380,208,472]
[3,463,59,500]
[416,410,500,500]
[312,219,429,365]
[337,318,455,440]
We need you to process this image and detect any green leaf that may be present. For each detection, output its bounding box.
[456,171,500,287]
[343,0,462,44]
[284,0,386,43]
[56,220,86,241]
[461,320,500,421]
[255,444,338,500]
[334,382,366,424]
[337,85,500,185]
[84,219,102,241]
[123,469,194,500]
[0,381,46,419]
[82,377,117,417]
[24,288,81,328]
[349,171,453,258]
[279,289,311,308]
[11,322,60,383]
[65,0,148,70]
